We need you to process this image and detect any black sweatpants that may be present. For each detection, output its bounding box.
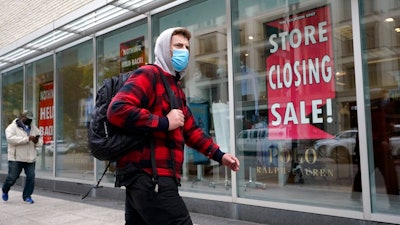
[125,173,193,225]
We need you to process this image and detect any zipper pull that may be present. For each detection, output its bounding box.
[154,183,158,193]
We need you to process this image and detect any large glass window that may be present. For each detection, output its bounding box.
[95,20,148,183]
[360,0,400,215]
[26,56,54,177]
[97,20,148,83]
[55,41,93,180]
[1,68,23,170]
[233,0,362,210]
[153,0,230,194]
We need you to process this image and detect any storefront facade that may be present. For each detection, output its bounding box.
[1,0,399,224]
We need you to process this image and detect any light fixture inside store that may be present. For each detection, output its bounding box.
[395,27,400,32]
[248,35,254,40]
[385,17,394,22]
[336,71,347,76]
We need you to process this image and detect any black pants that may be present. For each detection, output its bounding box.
[352,141,399,197]
[125,173,192,225]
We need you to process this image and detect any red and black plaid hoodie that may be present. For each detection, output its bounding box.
[107,64,224,179]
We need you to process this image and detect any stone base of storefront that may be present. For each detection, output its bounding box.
[0,173,394,225]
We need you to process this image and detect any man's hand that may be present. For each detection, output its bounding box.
[221,153,240,172]
[29,136,38,144]
[166,109,184,130]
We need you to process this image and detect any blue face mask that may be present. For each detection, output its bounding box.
[171,49,189,72]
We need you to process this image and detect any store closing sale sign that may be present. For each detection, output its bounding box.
[265,5,335,140]
[120,36,145,73]
[38,81,54,144]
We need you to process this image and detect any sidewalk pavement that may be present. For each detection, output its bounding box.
[0,186,264,225]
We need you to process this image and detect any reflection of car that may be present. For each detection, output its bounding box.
[314,130,357,163]
[1,142,7,154]
[237,128,280,152]
[44,140,76,155]
[236,128,290,166]
[237,128,266,153]
[314,127,400,163]
[1,137,8,154]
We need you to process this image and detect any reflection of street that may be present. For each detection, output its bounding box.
[243,155,355,186]
[314,129,400,163]
[36,151,93,172]
[239,138,360,188]
[238,145,400,204]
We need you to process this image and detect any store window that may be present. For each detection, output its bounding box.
[0,68,23,171]
[55,41,93,180]
[360,0,400,215]
[95,20,148,183]
[153,0,231,194]
[97,20,148,83]
[233,0,362,210]
[26,56,54,177]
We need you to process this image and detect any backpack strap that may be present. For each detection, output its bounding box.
[159,70,179,109]
[152,65,181,188]
[82,161,111,199]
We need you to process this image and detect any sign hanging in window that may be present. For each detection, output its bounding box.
[265,5,335,140]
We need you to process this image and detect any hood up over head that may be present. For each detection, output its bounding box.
[154,27,191,79]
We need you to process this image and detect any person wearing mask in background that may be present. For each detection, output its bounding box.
[107,27,240,225]
[2,110,43,204]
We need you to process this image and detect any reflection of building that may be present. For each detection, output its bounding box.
[78,95,93,128]
[339,103,350,130]
[1,1,400,225]
[240,63,259,116]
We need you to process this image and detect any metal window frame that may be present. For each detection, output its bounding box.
[0,0,175,71]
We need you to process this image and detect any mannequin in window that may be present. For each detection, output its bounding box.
[240,62,265,189]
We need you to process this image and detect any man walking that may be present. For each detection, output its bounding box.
[107,27,240,225]
[2,110,42,204]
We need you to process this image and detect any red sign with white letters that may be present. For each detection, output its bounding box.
[265,5,335,140]
[38,82,54,144]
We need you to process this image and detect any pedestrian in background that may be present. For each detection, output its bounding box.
[107,27,240,225]
[2,110,42,204]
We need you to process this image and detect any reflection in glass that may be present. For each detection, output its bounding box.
[96,21,148,183]
[1,68,23,171]
[26,56,55,176]
[55,41,93,180]
[360,0,400,213]
[96,21,147,84]
[155,0,230,194]
[233,0,362,211]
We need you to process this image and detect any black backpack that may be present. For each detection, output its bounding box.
[88,71,142,162]
[88,65,173,162]
[83,65,178,198]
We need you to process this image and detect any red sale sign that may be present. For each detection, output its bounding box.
[266,5,335,140]
[38,81,54,144]
[120,36,145,73]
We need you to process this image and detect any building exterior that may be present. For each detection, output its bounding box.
[1,0,399,224]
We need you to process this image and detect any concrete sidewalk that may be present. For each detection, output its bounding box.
[0,187,264,225]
